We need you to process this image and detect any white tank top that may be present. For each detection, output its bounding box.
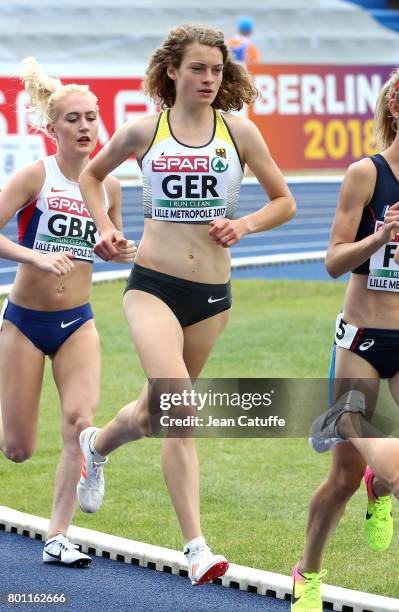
[141,109,243,224]
[17,155,108,263]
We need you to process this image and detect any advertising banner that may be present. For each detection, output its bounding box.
[0,68,152,183]
[0,64,396,179]
[249,64,395,170]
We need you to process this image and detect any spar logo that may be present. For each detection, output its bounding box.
[47,196,91,218]
[152,156,209,172]
[211,157,228,173]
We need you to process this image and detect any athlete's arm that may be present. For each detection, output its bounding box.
[0,162,74,275]
[80,119,148,259]
[325,159,399,278]
[104,175,123,231]
[103,175,136,263]
[209,117,296,247]
[239,119,296,231]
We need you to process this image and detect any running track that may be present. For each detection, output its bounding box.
[0,532,290,612]
[0,180,341,287]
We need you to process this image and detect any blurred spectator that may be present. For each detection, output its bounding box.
[227,16,260,65]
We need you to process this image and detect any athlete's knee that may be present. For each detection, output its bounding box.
[133,408,154,437]
[327,467,363,500]
[62,412,93,442]
[3,443,34,463]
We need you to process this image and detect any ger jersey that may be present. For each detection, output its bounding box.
[17,156,105,263]
[141,109,244,224]
[352,154,399,292]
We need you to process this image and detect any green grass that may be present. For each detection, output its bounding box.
[1,279,396,598]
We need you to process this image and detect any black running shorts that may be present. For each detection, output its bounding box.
[334,313,399,379]
[124,263,232,327]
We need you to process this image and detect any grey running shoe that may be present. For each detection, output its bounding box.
[77,427,108,513]
[310,390,366,453]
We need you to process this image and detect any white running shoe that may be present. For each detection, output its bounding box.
[184,537,229,585]
[43,534,91,567]
[77,426,108,513]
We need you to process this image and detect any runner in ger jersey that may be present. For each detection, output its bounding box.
[141,108,243,224]
[76,24,296,588]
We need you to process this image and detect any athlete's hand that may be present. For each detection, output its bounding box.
[32,252,75,276]
[94,229,127,261]
[375,202,399,262]
[208,218,249,247]
[111,239,137,264]
[377,220,399,245]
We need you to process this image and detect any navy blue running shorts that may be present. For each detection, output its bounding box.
[0,298,93,356]
[334,313,399,379]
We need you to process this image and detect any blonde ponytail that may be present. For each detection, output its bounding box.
[20,57,98,129]
[21,57,62,126]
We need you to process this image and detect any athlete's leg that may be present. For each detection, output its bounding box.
[92,291,229,541]
[0,321,44,462]
[89,291,197,539]
[341,370,399,498]
[93,390,145,455]
[182,307,230,378]
[300,347,379,573]
[91,291,187,455]
[48,320,100,538]
[369,373,399,497]
[161,308,230,541]
[301,442,365,573]
[127,292,229,541]
[93,291,230,454]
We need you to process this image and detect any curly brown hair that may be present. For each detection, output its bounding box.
[143,24,258,111]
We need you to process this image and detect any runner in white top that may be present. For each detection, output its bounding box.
[77,24,296,585]
[0,57,136,566]
[18,154,105,262]
[141,107,243,223]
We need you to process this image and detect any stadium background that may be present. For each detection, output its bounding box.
[1,1,399,611]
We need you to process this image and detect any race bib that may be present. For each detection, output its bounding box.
[368,220,399,292]
[33,195,98,262]
[150,155,229,222]
[334,312,358,349]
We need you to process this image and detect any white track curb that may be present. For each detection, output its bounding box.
[0,506,397,612]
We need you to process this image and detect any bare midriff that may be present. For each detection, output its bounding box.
[343,273,399,329]
[10,261,92,311]
[135,219,231,284]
